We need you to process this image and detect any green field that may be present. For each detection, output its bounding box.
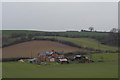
[2,53,118,78]
[0,63,2,79]
[2,30,108,37]
[2,30,44,36]
[89,53,118,62]
[2,62,118,78]
[38,36,118,51]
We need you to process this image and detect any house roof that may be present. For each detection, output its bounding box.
[39,52,53,56]
[38,51,64,56]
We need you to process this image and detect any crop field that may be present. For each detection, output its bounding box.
[2,62,118,78]
[38,36,118,51]
[0,62,2,79]
[2,53,118,78]
[2,40,82,58]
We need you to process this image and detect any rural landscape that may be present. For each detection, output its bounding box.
[1,2,119,79]
[1,29,119,78]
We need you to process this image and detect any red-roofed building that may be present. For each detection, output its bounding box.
[37,50,64,62]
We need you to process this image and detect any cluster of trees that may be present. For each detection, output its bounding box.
[81,27,95,32]
[81,27,119,47]
[102,28,119,47]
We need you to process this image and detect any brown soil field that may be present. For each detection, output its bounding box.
[2,40,82,58]
[0,48,2,59]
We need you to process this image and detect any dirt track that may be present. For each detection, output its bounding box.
[2,41,82,58]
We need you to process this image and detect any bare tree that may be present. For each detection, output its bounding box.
[117,28,120,33]
[89,27,94,32]
[110,28,117,33]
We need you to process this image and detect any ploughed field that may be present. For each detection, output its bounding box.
[2,40,82,58]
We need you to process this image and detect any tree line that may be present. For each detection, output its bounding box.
[2,28,119,48]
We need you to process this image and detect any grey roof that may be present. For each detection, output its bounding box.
[39,52,53,56]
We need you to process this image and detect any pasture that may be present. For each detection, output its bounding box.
[2,30,108,37]
[2,53,118,78]
[39,36,118,51]
[0,63,2,79]
[2,62,118,78]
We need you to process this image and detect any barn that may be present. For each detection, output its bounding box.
[37,50,65,62]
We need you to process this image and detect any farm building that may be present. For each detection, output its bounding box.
[36,50,65,63]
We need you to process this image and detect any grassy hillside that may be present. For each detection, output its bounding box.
[38,36,118,51]
[2,30,44,36]
[87,53,118,62]
[2,53,118,78]
[3,62,118,78]
[2,30,108,37]
[0,62,1,79]
[56,31,109,37]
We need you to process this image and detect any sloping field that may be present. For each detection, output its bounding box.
[2,30,45,37]
[3,30,116,51]
[40,36,118,51]
[3,62,118,78]
[2,53,118,78]
[2,40,82,58]
[2,30,108,37]
[87,53,118,62]
[0,48,2,62]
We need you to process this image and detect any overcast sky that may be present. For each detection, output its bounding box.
[0,2,2,30]
[2,2,118,31]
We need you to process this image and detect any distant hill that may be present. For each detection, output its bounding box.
[2,30,45,36]
[2,30,118,52]
[2,30,109,37]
